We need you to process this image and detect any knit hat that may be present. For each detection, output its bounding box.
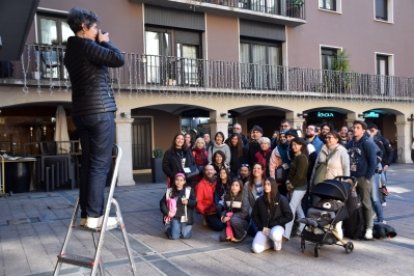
[251,125,263,134]
[285,129,298,138]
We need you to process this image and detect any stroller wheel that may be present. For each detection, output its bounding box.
[345,242,354,254]
[301,238,305,253]
[314,245,319,257]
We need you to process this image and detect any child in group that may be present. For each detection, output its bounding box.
[251,177,293,253]
[221,179,248,242]
[160,173,196,240]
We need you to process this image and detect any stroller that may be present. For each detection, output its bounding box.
[299,176,356,257]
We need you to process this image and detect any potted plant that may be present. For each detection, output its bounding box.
[151,148,165,183]
[332,49,351,92]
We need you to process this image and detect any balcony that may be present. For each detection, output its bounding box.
[131,0,306,26]
[1,44,413,102]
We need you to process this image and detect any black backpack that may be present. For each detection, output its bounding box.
[343,205,366,239]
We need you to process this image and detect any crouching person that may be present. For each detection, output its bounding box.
[195,165,225,231]
[160,173,196,240]
[220,179,248,242]
[251,177,293,253]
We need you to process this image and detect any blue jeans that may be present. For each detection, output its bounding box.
[168,219,192,240]
[73,112,115,218]
[371,169,384,222]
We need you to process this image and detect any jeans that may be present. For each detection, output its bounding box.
[168,219,192,240]
[252,226,285,253]
[73,112,115,218]
[371,169,384,222]
[284,189,306,239]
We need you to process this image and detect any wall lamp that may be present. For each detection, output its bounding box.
[357,114,365,118]
[297,112,308,118]
[220,112,230,118]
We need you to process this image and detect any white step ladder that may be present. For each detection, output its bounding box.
[53,145,137,276]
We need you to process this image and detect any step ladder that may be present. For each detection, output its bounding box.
[53,145,137,276]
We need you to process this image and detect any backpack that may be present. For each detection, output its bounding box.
[343,204,365,239]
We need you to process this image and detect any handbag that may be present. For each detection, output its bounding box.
[312,162,327,186]
[185,164,200,179]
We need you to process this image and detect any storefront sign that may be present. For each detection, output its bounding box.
[363,111,380,118]
[317,111,335,118]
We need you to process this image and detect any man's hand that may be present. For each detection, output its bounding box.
[97,29,110,43]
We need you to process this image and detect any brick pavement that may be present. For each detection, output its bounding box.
[1,164,414,276]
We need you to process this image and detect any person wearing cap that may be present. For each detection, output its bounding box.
[248,125,264,167]
[283,137,309,240]
[160,173,196,240]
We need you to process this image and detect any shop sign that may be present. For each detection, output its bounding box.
[363,111,380,118]
[317,111,335,118]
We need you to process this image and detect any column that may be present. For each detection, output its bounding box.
[286,111,305,135]
[115,117,135,186]
[209,110,230,138]
[395,114,411,163]
[345,112,358,127]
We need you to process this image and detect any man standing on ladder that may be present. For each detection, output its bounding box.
[64,7,125,229]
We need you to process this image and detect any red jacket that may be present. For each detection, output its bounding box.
[195,178,217,215]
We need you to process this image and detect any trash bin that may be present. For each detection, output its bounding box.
[5,162,30,193]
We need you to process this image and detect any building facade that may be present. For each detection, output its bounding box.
[0,0,413,186]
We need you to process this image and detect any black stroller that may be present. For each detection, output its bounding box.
[299,176,356,257]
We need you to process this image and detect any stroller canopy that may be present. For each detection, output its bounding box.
[312,179,350,201]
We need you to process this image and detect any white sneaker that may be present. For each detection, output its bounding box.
[364,228,373,240]
[274,240,282,251]
[382,202,387,207]
[85,216,118,230]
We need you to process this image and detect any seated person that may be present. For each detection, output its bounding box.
[251,177,293,253]
[195,164,225,231]
[160,173,196,240]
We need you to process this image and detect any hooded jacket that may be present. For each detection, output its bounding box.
[347,132,379,179]
[64,36,124,116]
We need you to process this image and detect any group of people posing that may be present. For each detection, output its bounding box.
[160,120,393,253]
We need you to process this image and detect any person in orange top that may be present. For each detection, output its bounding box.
[195,164,225,231]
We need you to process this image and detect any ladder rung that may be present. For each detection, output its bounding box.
[57,253,95,268]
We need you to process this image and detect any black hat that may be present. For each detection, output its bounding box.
[285,129,298,138]
[251,125,263,134]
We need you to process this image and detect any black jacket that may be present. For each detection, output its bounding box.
[64,36,124,116]
[252,193,293,231]
[162,148,196,183]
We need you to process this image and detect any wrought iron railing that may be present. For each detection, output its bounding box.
[198,0,305,20]
[1,44,414,101]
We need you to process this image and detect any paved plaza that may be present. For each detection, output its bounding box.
[1,164,414,276]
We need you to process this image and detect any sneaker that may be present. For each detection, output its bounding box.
[80,218,87,227]
[382,202,387,207]
[85,216,118,230]
[274,240,282,251]
[364,228,373,240]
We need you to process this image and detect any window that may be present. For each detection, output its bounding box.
[319,0,336,11]
[37,13,71,46]
[375,0,393,22]
[240,40,282,89]
[375,0,387,20]
[321,47,339,70]
[145,28,201,86]
[376,54,394,95]
[36,12,71,79]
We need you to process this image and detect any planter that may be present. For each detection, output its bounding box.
[151,157,165,183]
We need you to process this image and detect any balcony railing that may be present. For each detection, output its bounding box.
[200,0,305,19]
[1,44,413,102]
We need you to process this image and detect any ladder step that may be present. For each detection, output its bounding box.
[57,253,95,268]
